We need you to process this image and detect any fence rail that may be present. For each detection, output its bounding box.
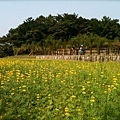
[36,55,120,62]
[34,47,120,55]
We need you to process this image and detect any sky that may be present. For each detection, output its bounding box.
[0,0,120,37]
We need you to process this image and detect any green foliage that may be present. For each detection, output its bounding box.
[0,59,120,119]
[1,13,120,55]
[0,43,14,57]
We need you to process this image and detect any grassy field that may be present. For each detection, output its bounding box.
[0,58,120,120]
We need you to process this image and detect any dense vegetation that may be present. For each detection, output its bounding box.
[0,13,120,57]
[0,59,120,119]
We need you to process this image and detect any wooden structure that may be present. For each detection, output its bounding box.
[34,47,120,55]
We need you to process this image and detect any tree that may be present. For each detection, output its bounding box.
[100,16,120,40]
[1,13,120,56]
[86,33,96,55]
[112,37,120,54]
[0,43,14,57]
[94,35,107,55]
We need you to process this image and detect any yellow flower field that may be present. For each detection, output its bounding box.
[0,58,120,120]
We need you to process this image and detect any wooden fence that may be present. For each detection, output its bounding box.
[36,55,120,62]
[35,47,120,62]
[35,47,120,55]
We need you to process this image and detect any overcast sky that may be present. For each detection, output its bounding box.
[0,0,120,37]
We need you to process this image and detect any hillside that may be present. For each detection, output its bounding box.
[0,13,120,57]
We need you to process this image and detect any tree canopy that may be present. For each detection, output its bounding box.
[0,13,120,57]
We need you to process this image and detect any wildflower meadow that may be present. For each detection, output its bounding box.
[0,58,120,120]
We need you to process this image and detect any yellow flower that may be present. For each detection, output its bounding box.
[87,81,90,84]
[77,108,81,112]
[117,73,120,76]
[65,112,70,116]
[65,107,69,113]
[82,91,86,94]
[90,99,95,103]
[91,91,93,94]
[107,85,111,88]
[113,87,117,89]
[108,88,111,91]
[101,75,104,78]
[36,94,40,99]
[71,95,76,99]
[22,89,26,92]
[82,86,86,91]
[22,85,26,88]
[71,85,74,88]
[104,91,108,94]
[48,94,51,98]
[111,85,114,88]
[33,81,36,83]
[61,80,66,84]
[113,78,118,81]
[101,72,104,74]
[1,81,4,85]
[37,96,40,99]
[55,108,60,112]
[11,92,14,95]
[1,86,5,89]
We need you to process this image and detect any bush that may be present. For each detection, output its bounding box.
[0,43,14,58]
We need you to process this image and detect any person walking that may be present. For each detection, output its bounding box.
[79,45,84,55]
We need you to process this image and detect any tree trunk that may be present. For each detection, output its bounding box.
[29,50,33,56]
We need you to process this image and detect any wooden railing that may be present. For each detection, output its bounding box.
[36,55,120,62]
[34,47,120,55]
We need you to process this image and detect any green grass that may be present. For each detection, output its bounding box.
[0,58,120,120]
